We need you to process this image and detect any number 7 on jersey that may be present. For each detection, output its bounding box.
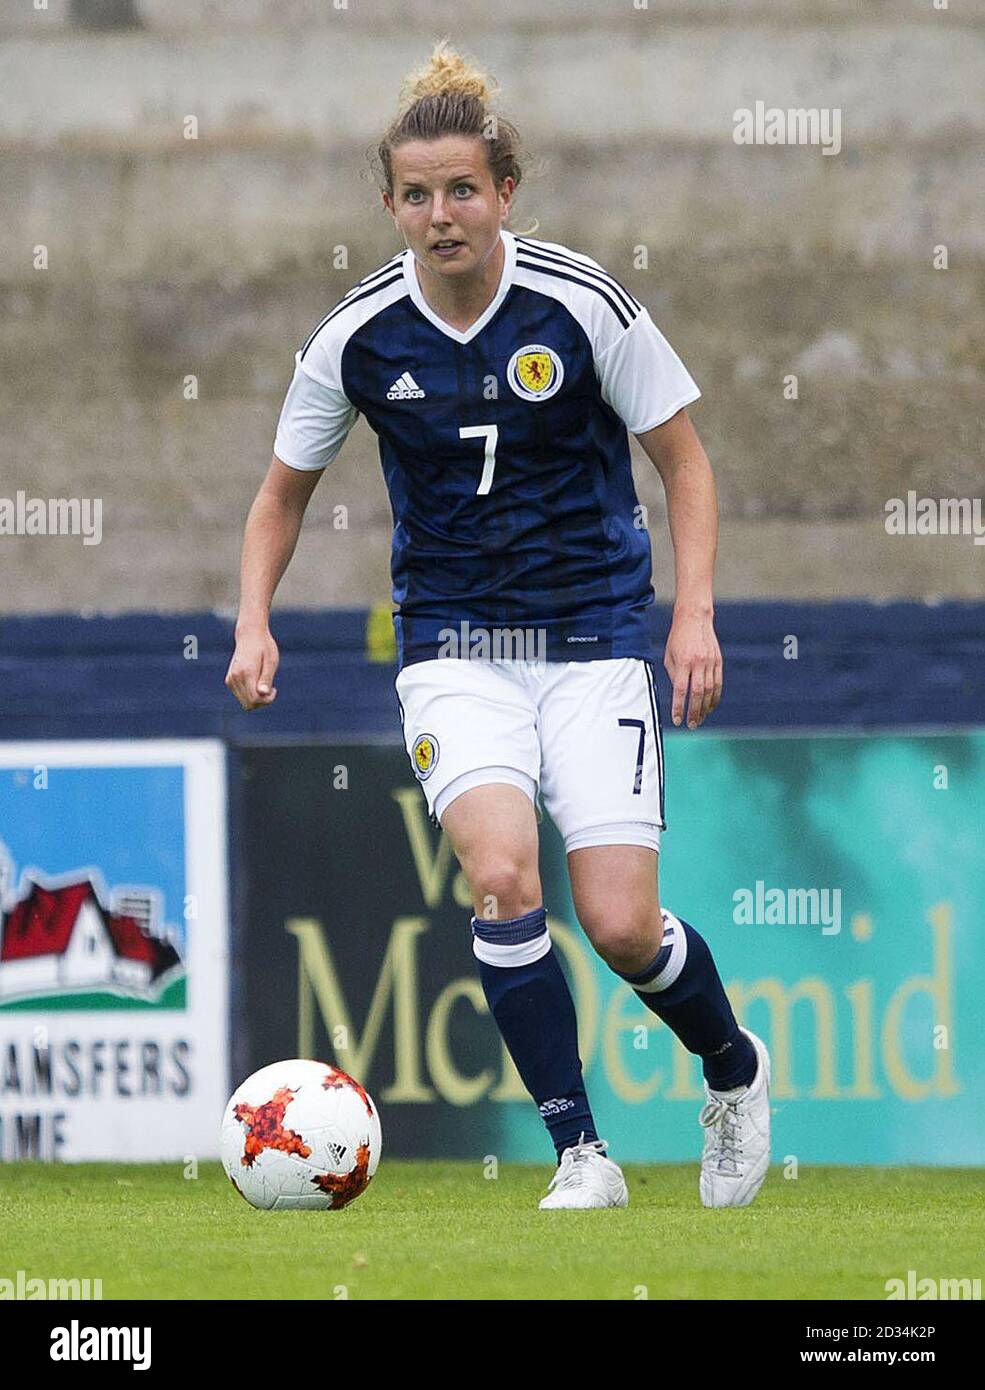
[460,424,499,495]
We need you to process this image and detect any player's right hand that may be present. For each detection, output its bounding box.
[225,626,280,710]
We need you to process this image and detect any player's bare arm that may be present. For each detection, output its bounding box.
[636,408,723,731]
[225,455,323,711]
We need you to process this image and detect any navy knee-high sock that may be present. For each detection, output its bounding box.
[473,907,598,1159]
[617,912,757,1092]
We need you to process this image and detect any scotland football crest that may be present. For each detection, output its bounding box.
[506,344,565,402]
[412,733,439,781]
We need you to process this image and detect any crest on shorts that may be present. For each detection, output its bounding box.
[412,733,439,781]
[507,344,564,402]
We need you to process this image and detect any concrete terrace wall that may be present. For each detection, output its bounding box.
[0,0,983,614]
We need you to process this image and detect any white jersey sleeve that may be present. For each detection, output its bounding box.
[273,347,359,472]
[595,307,701,434]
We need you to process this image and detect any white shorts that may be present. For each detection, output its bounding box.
[394,657,666,853]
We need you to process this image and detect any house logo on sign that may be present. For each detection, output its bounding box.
[0,841,185,1009]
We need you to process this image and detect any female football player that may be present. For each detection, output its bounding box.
[226,42,771,1210]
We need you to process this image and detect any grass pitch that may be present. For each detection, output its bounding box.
[1,1162,980,1300]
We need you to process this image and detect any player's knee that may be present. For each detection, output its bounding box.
[582,904,664,972]
[466,855,540,921]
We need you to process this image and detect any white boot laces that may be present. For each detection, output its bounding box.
[547,1135,608,1192]
[699,1098,743,1175]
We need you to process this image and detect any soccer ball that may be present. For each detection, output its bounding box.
[220,1058,382,1211]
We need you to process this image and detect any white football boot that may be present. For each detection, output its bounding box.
[538,1136,629,1210]
[699,1028,771,1208]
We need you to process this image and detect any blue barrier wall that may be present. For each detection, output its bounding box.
[0,602,982,740]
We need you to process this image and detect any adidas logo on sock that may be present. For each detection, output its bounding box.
[386,371,426,400]
[538,1097,576,1116]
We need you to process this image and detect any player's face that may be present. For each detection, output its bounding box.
[383,136,514,278]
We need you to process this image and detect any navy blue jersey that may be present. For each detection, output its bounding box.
[274,229,700,669]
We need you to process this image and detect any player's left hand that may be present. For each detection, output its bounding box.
[664,607,723,729]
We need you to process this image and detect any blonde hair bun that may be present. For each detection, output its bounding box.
[400,38,497,108]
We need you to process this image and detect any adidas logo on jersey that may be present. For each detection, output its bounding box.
[386,371,426,400]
